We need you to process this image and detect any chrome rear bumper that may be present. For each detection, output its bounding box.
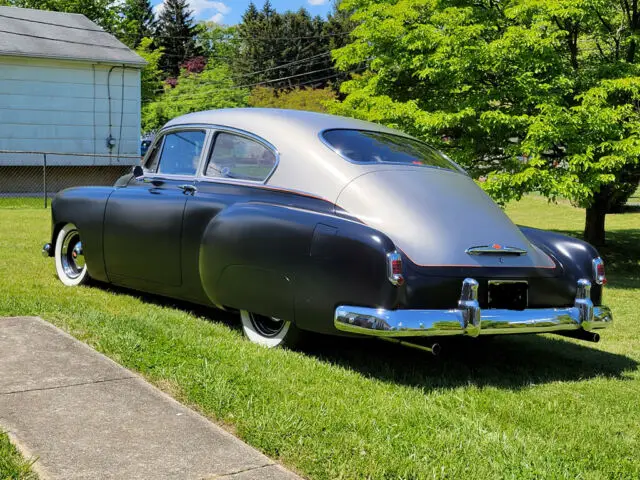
[334,278,612,338]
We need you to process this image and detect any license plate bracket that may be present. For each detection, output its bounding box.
[488,280,528,310]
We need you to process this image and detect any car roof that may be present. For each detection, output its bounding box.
[163,108,406,139]
[161,108,433,203]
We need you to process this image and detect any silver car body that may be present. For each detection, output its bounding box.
[166,108,553,269]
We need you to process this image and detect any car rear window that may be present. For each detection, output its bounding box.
[322,129,461,172]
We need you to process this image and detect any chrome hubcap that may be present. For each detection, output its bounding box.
[249,313,285,338]
[61,230,85,279]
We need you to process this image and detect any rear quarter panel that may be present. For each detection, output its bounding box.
[198,201,399,334]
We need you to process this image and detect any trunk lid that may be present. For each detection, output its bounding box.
[335,168,555,269]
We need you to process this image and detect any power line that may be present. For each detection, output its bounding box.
[168,31,352,41]
[0,28,132,50]
[151,51,335,91]
[147,65,343,101]
[142,66,366,104]
[234,52,331,78]
[0,12,109,33]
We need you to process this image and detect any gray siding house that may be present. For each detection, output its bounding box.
[0,6,146,193]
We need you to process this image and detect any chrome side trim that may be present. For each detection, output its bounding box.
[334,278,612,338]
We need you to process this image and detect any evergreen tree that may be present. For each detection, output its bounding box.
[155,0,201,77]
[235,1,352,89]
[120,0,155,49]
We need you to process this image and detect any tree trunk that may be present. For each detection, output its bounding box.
[584,194,608,246]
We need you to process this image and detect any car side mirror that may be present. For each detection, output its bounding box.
[132,165,144,180]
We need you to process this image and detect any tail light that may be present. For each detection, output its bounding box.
[387,251,404,286]
[592,257,606,285]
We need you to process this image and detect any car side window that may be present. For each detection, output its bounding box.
[205,132,276,182]
[156,130,206,176]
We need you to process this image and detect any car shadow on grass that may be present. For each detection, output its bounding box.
[299,333,637,391]
[83,280,637,392]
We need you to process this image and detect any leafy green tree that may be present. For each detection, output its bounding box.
[330,0,640,245]
[120,0,155,48]
[135,37,163,104]
[154,0,201,77]
[248,86,336,112]
[198,23,240,64]
[141,64,249,132]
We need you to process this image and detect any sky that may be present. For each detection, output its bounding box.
[151,0,334,26]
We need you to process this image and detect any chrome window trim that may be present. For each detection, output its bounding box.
[142,126,211,181]
[199,125,280,185]
[318,128,467,175]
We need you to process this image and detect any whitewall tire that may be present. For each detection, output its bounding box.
[54,223,89,286]
[240,310,301,348]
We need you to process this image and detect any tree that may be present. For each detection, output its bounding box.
[155,0,201,77]
[235,1,350,90]
[141,63,249,132]
[248,86,336,112]
[330,0,640,246]
[198,22,240,64]
[120,0,155,48]
[135,37,163,104]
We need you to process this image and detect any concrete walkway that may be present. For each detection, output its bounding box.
[0,317,300,480]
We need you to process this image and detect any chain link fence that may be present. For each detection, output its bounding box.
[0,150,141,208]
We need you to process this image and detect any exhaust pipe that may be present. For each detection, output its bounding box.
[380,337,441,356]
[554,329,600,343]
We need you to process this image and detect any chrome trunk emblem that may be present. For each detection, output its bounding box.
[465,244,527,256]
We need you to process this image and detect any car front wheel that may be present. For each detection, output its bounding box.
[239,310,301,348]
[54,223,89,286]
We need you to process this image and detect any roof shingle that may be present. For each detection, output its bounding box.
[0,6,146,66]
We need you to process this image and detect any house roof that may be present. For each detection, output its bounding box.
[0,6,146,66]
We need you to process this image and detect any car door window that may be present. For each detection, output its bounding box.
[156,130,206,176]
[205,132,277,182]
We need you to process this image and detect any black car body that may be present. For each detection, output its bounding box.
[43,109,612,349]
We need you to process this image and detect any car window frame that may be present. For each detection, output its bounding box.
[142,127,212,181]
[201,127,280,185]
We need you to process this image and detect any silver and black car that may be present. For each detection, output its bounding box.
[43,108,612,351]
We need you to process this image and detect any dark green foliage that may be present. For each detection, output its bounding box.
[235,1,352,89]
[119,0,155,48]
[154,0,201,77]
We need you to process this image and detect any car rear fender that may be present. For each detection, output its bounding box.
[198,202,400,333]
[519,226,603,304]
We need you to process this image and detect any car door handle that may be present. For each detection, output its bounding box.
[178,184,197,195]
[141,177,164,187]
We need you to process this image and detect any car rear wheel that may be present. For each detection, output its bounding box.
[239,310,301,348]
[55,223,89,286]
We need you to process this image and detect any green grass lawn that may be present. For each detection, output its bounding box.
[0,196,638,479]
[0,197,45,209]
[0,432,37,479]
